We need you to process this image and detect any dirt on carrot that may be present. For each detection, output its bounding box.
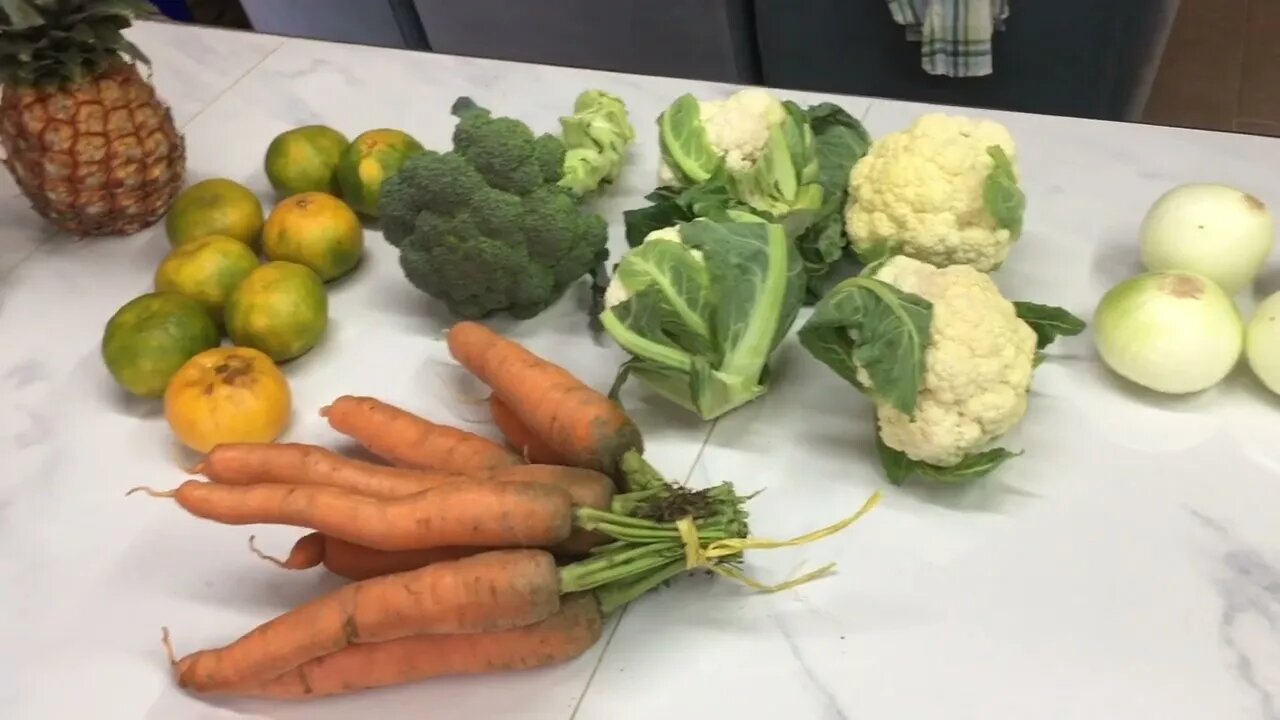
[208,592,603,699]
[321,395,522,473]
[167,549,562,693]
[446,321,644,476]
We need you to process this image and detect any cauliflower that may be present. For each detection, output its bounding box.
[658,89,787,185]
[655,89,822,219]
[863,256,1036,467]
[798,254,1085,483]
[845,113,1025,272]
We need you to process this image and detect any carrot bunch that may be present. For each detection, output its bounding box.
[135,321,879,701]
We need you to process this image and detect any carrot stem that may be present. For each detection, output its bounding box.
[594,559,688,615]
[560,543,685,593]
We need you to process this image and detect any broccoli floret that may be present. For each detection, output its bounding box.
[379,99,611,321]
[450,96,566,195]
[533,133,568,183]
[521,185,608,285]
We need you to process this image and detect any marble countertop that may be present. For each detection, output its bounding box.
[3,20,1280,720]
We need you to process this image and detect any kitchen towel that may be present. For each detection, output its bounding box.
[887,0,1011,77]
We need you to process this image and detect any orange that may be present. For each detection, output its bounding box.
[261,192,364,281]
[165,178,265,249]
[334,128,424,217]
[101,292,221,398]
[154,234,261,320]
[264,125,350,198]
[164,346,292,453]
[224,261,329,362]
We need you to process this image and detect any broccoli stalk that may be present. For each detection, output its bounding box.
[378,95,630,320]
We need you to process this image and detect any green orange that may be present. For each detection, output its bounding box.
[165,178,265,249]
[225,261,329,362]
[261,192,364,281]
[154,235,261,321]
[335,128,424,217]
[101,292,221,398]
[264,125,350,198]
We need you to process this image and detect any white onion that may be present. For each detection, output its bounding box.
[1093,271,1244,394]
[1246,290,1280,396]
[1139,183,1275,295]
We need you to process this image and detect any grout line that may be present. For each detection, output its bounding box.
[176,39,287,131]
[571,411,723,716]
[568,604,629,720]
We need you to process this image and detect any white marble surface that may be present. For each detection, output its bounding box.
[2,21,1280,720]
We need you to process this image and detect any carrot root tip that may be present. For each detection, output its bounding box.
[125,486,178,498]
[160,627,178,667]
[246,535,290,568]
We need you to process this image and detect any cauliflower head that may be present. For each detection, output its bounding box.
[846,113,1024,272]
[658,89,786,185]
[863,255,1036,467]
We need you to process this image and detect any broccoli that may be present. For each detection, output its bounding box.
[379,97,610,320]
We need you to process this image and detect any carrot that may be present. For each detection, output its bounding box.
[320,395,522,473]
[212,592,603,699]
[489,394,566,465]
[248,532,480,580]
[169,549,562,692]
[196,443,452,497]
[321,536,481,581]
[446,321,644,476]
[131,479,574,552]
[199,443,614,510]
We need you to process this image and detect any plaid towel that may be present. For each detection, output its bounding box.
[887,0,1011,77]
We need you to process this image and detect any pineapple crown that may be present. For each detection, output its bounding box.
[0,0,160,88]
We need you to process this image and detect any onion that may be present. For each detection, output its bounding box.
[1139,183,1275,295]
[1093,271,1244,394]
[1246,290,1280,396]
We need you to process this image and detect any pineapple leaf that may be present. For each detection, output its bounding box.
[70,21,93,41]
[1,0,45,29]
[116,34,148,66]
[0,36,40,57]
[90,23,148,66]
[67,0,158,23]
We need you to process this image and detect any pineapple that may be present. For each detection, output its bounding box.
[0,0,186,236]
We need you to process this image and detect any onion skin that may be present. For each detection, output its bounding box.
[1246,291,1280,396]
[1093,271,1244,395]
[1139,183,1275,295]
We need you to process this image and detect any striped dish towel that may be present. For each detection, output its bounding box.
[887,0,1011,77]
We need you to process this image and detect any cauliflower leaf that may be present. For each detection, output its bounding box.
[877,439,1021,486]
[1012,300,1087,350]
[659,93,722,186]
[796,103,873,300]
[601,219,804,420]
[983,146,1025,238]
[798,275,932,416]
